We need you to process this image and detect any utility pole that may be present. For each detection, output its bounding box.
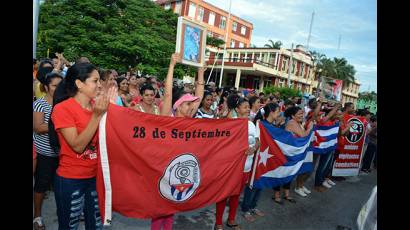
[287,43,294,88]
[218,0,232,88]
[33,0,40,58]
[306,11,315,50]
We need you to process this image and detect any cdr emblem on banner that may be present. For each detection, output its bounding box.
[159,154,201,202]
[346,118,364,144]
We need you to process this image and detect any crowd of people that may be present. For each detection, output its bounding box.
[33,53,377,230]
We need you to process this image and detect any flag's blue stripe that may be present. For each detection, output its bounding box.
[314,122,340,131]
[308,145,337,154]
[253,173,295,189]
[261,121,313,147]
[298,162,313,174]
[253,162,314,189]
[284,152,309,166]
[319,133,338,140]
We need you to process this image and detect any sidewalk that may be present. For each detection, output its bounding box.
[35,170,377,229]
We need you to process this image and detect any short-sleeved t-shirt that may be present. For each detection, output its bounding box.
[244,120,259,172]
[33,97,58,157]
[51,98,99,179]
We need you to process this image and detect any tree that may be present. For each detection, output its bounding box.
[309,50,326,67]
[206,36,225,48]
[264,39,282,49]
[263,86,301,100]
[318,57,356,85]
[359,91,377,102]
[37,0,190,80]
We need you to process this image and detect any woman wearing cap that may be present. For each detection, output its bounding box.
[150,53,205,230]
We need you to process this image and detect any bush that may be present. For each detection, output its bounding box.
[263,86,302,100]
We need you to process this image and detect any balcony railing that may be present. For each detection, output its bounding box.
[206,57,277,69]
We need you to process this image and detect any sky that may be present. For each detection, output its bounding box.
[205,0,377,92]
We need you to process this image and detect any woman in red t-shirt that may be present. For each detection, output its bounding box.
[50,63,115,229]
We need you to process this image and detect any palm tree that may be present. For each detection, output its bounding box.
[332,57,356,83]
[309,50,326,66]
[264,39,282,49]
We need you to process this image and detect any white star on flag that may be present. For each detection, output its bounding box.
[259,147,273,166]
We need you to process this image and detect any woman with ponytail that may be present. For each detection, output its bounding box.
[49,63,116,229]
[33,72,63,230]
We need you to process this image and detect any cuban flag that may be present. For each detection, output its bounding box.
[309,122,340,154]
[252,120,314,189]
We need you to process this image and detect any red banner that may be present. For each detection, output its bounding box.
[332,114,368,176]
[96,104,248,224]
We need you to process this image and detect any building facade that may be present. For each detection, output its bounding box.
[205,45,360,105]
[341,80,360,105]
[155,0,253,48]
[205,45,317,94]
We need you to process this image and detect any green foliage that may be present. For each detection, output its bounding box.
[263,86,302,100]
[37,0,191,80]
[206,36,225,48]
[309,50,356,85]
[358,91,377,102]
[264,39,282,49]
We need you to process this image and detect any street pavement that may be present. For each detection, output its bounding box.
[36,170,376,230]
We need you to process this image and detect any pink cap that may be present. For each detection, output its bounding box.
[173,93,199,110]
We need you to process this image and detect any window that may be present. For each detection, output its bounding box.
[246,53,252,62]
[230,39,235,48]
[232,21,237,31]
[217,53,223,61]
[265,79,272,87]
[219,16,226,29]
[239,77,246,88]
[174,1,182,14]
[253,78,260,90]
[282,59,288,71]
[241,26,246,35]
[197,6,204,21]
[300,63,304,77]
[233,53,238,62]
[208,12,215,25]
[188,3,196,18]
[278,79,285,87]
[164,3,171,10]
[239,42,244,48]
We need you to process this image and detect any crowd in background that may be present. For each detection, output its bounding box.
[33,53,377,230]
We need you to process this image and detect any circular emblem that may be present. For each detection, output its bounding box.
[158,154,201,202]
[346,118,364,144]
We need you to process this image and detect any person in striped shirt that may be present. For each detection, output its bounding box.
[33,72,63,230]
[195,91,216,119]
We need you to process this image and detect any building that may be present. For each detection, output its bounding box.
[204,44,360,105]
[341,80,360,105]
[155,0,253,48]
[205,45,317,94]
